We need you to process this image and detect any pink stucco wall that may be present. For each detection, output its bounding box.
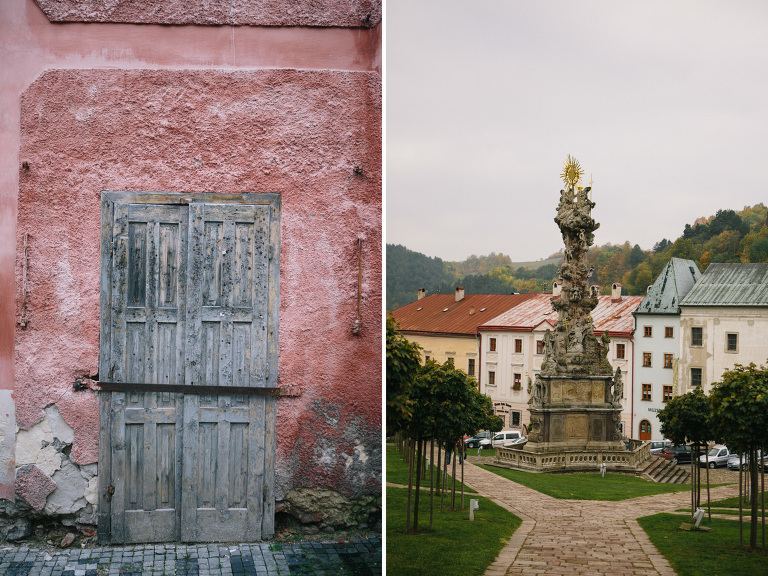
[1,0,381,503]
[34,0,382,27]
[16,68,381,498]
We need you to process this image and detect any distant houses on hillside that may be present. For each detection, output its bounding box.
[390,260,768,442]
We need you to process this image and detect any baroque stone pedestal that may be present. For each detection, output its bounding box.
[525,374,624,453]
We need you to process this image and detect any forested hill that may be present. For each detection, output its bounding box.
[387,204,768,311]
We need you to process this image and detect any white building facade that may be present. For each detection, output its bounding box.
[479,287,642,437]
[678,263,768,393]
[632,259,701,440]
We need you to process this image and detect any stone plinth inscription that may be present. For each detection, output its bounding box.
[565,414,589,440]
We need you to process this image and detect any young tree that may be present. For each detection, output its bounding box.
[657,388,711,518]
[709,363,768,550]
[386,314,422,434]
[404,359,500,532]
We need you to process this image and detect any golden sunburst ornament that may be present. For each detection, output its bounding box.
[560,155,584,188]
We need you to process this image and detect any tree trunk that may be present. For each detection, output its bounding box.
[460,451,465,510]
[405,438,415,534]
[413,436,423,533]
[450,448,457,511]
[429,439,435,530]
[441,443,447,511]
[751,447,759,550]
[739,453,743,548]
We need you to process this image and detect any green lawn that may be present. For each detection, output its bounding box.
[386,486,521,576]
[387,444,476,493]
[708,491,767,508]
[637,513,768,576]
[477,464,690,500]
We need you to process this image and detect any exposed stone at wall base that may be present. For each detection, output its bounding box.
[0,404,98,542]
[277,487,381,532]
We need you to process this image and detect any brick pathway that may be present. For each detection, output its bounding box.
[459,461,740,576]
[0,538,381,576]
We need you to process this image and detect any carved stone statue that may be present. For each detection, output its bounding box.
[612,367,623,406]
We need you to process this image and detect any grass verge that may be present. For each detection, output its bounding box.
[637,513,768,576]
[386,486,521,576]
[387,444,476,493]
[477,464,690,500]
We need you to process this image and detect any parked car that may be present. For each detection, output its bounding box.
[699,445,733,468]
[491,430,522,448]
[649,440,673,455]
[661,444,693,464]
[465,431,493,450]
[727,452,766,471]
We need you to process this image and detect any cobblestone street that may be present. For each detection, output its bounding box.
[0,538,381,576]
[457,461,740,576]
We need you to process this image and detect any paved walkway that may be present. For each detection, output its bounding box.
[0,538,381,576]
[457,461,740,576]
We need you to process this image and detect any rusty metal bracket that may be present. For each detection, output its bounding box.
[18,233,29,329]
[96,382,302,397]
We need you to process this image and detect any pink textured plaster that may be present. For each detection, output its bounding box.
[34,0,382,27]
[16,68,381,496]
[15,464,57,510]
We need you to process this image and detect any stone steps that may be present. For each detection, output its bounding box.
[640,454,690,484]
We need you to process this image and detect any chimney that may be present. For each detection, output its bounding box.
[552,282,562,297]
[469,305,475,315]
[590,285,601,297]
[455,286,465,302]
[418,288,426,300]
[611,283,622,301]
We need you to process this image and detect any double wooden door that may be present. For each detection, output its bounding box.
[98,192,280,543]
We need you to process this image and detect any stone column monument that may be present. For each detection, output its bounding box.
[524,156,625,454]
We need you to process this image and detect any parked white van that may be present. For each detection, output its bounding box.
[491,431,522,447]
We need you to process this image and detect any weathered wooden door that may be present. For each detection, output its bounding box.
[98,192,280,544]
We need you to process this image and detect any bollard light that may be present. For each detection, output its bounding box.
[469,499,479,521]
[693,507,705,529]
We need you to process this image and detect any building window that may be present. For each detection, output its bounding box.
[691,326,703,346]
[425,355,430,362]
[663,385,673,403]
[514,338,522,353]
[446,357,454,366]
[489,337,497,352]
[664,353,673,369]
[691,368,702,388]
[488,370,496,386]
[616,343,625,359]
[536,340,545,354]
[513,373,521,391]
[642,383,652,401]
[644,326,652,337]
[643,352,652,367]
[726,333,738,352]
[467,358,475,376]
[511,411,521,427]
[665,326,674,338]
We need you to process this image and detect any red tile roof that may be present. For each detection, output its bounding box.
[479,293,643,338]
[390,293,540,336]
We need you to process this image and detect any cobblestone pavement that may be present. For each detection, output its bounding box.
[459,461,741,576]
[0,538,381,576]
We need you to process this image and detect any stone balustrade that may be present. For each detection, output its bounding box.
[495,441,651,473]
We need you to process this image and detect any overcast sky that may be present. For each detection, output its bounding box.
[386,1,768,263]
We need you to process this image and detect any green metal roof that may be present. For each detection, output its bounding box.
[635,258,701,315]
[680,263,768,307]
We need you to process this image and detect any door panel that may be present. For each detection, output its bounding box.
[109,203,186,543]
[100,192,279,544]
